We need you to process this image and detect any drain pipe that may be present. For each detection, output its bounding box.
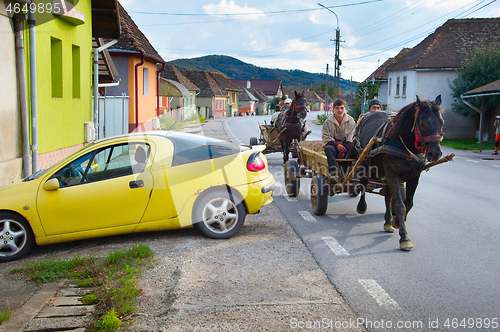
[93,39,118,140]
[14,15,30,178]
[156,62,165,117]
[134,53,145,131]
[28,2,38,173]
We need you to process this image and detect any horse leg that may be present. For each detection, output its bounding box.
[356,177,369,214]
[386,175,413,251]
[383,185,395,233]
[282,140,289,164]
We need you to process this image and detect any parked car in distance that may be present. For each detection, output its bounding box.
[0,131,275,262]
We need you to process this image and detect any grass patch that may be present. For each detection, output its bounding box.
[159,113,205,131]
[442,138,495,150]
[316,113,329,125]
[0,309,10,324]
[9,244,154,331]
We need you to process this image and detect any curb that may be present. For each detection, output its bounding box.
[0,280,65,332]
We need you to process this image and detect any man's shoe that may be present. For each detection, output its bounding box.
[329,173,340,183]
[493,151,498,155]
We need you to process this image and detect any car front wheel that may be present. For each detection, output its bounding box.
[0,212,34,263]
[194,189,246,239]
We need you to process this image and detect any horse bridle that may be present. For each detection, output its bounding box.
[290,100,307,119]
[412,105,443,153]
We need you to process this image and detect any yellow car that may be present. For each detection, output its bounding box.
[0,131,274,262]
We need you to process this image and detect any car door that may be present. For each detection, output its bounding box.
[37,142,154,236]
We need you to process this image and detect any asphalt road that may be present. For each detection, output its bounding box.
[225,112,500,332]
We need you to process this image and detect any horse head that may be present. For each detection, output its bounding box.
[292,91,308,120]
[414,95,444,162]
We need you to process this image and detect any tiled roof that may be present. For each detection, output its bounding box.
[208,72,242,92]
[282,86,294,99]
[230,79,282,96]
[303,91,324,103]
[239,88,258,102]
[387,18,500,72]
[248,88,270,102]
[364,48,411,82]
[182,71,227,98]
[111,2,164,63]
[463,79,500,96]
[160,64,199,91]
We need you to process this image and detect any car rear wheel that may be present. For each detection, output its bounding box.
[0,212,34,262]
[194,189,246,239]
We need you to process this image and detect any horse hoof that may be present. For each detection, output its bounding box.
[400,241,414,251]
[391,216,401,229]
[384,224,395,233]
[356,206,367,214]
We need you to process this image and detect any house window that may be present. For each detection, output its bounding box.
[396,77,400,97]
[402,76,407,97]
[51,37,63,98]
[72,44,80,99]
[388,78,391,96]
[143,67,149,96]
[232,92,236,103]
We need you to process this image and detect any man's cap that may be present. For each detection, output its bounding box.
[284,98,293,103]
[281,95,287,100]
[368,99,382,109]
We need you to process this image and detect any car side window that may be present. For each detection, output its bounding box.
[53,143,150,187]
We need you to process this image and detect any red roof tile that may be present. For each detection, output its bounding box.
[111,2,164,63]
[387,18,500,72]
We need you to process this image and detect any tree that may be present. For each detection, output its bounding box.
[449,46,500,118]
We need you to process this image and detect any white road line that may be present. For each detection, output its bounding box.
[321,236,350,256]
[298,211,316,222]
[283,194,297,202]
[493,165,500,168]
[358,279,399,308]
[467,159,480,163]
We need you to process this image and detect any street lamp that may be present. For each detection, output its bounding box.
[318,3,341,99]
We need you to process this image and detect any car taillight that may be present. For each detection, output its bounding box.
[247,151,266,172]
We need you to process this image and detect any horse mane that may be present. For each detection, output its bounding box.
[386,102,417,138]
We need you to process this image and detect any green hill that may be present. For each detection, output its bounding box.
[167,55,355,92]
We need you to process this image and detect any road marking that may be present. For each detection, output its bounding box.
[466,159,480,163]
[493,165,500,168]
[321,236,350,256]
[298,211,316,222]
[283,194,297,202]
[358,279,399,308]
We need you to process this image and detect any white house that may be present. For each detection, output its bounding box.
[382,18,500,139]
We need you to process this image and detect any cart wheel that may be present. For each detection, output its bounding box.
[284,160,300,197]
[250,137,258,146]
[311,175,328,215]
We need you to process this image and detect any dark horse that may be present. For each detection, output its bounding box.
[356,96,444,251]
[275,91,308,163]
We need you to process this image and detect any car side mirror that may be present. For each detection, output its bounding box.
[43,178,60,191]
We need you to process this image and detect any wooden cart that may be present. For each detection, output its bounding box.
[284,138,454,215]
[250,123,310,157]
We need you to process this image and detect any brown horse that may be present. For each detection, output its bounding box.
[275,91,308,163]
[355,96,444,251]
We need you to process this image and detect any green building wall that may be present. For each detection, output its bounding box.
[26,0,92,155]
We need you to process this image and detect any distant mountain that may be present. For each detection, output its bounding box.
[167,55,355,93]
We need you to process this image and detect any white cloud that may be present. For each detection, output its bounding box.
[203,0,265,20]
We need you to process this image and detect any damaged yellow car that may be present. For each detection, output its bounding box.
[0,131,274,262]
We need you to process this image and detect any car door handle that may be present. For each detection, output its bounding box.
[129,180,144,189]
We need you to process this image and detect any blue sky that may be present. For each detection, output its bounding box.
[120,0,500,82]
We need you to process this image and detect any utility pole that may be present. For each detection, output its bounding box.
[319,3,341,99]
[325,64,329,112]
[333,28,340,99]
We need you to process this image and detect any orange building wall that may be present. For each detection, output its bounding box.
[128,56,159,132]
